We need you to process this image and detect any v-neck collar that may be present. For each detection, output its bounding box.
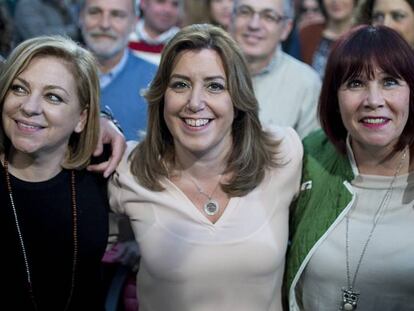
[162,178,239,227]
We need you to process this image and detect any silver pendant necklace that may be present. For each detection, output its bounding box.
[340,148,407,310]
[187,174,223,216]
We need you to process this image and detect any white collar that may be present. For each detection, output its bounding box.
[253,45,283,77]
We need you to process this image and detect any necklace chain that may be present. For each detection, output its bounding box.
[188,174,222,201]
[186,173,223,216]
[342,148,407,310]
[4,158,78,311]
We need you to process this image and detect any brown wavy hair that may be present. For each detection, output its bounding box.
[130,24,280,196]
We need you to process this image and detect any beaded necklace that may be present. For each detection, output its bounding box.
[3,158,78,311]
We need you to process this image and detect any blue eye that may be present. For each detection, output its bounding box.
[383,77,399,87]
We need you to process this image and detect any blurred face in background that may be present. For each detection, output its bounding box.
[297,0,325,29]
[140,0,180,36]
[300,0,324,21]
[372,0,414,47]
[323,0,355,22]
[209,0,234,30]
[80,0,137,60]
[232,0,292,70]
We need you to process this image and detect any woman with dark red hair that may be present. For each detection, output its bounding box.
[286,25,414,310]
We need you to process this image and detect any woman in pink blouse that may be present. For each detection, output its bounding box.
[109,24,303,311]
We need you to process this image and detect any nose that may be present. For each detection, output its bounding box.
[365,84,385,109]
[20,95,42,116]
[164,3,177,16]
[247,12,261,29]
[186,86,206,112]
[382,15,395,28]
[99,12,111,30]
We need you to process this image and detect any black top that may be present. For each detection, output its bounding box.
[0,164,109,311]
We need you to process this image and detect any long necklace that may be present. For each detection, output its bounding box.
[340,148,407,310]
[187,174,223,216]
[4,158,78,311]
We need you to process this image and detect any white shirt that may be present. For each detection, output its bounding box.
[296,145,414,310]
[253,47,321,138]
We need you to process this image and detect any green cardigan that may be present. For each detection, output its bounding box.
[285,130,355,309]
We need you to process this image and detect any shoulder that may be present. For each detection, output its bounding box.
[303,128,328,146]
[75,168,107,189]
[302,129,334,157]
[267,126,303,162]
[279,52,321,84]
[302,129,337,166]
[268,125,301,144]
[116,141,138,174]
[127,50,158,71]
[302,129,353,180]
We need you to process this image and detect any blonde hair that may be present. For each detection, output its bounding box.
[130,24,280,196]
[0,35,100,169]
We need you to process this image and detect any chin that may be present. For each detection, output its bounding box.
[361,137,399,150]
[12,144,40,156]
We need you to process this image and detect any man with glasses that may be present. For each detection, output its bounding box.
[232,0,321,138]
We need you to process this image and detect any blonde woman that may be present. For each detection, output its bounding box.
[0,36,108,310]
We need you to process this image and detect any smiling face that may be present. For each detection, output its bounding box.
[372,0,414,47]
[337,67,410,155]
[232,0,292,71]
[2,56,87,162]
[80,0,137,60]
[163,49,234,158]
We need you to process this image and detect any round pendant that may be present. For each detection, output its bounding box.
[204,200,219,216]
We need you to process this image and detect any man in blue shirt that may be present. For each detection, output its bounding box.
[80,0,157,141]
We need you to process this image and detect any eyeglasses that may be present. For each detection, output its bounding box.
[234,5,289,24]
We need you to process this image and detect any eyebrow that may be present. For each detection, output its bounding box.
[169,74,226,81]
[16,77,70,96]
